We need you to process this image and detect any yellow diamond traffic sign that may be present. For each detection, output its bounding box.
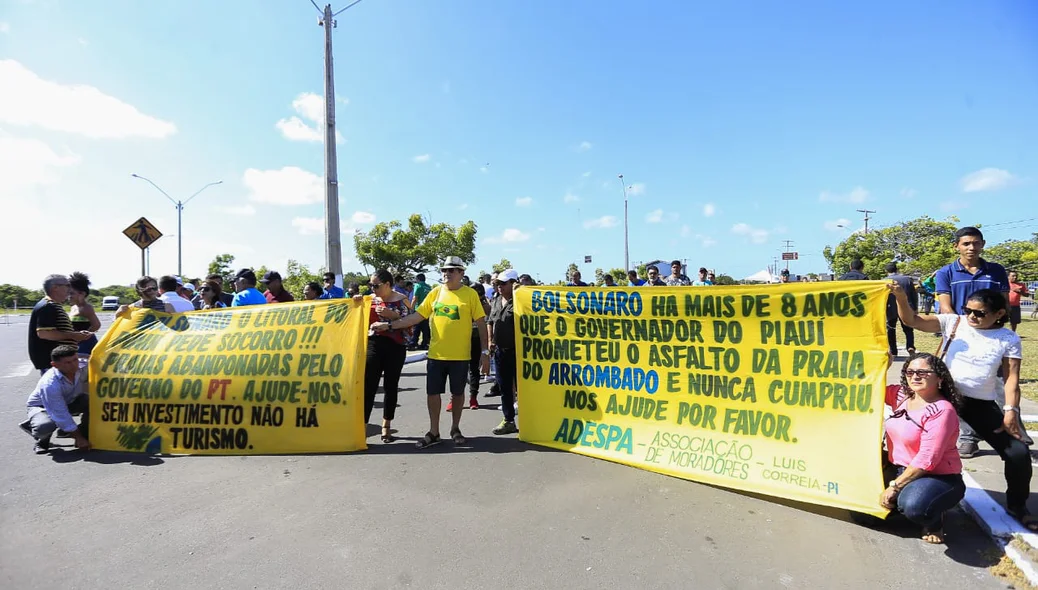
[123,217,163,250]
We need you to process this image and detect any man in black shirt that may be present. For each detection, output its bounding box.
[839,259,869,281]
[489,270,520,435]
[28,274,92,374]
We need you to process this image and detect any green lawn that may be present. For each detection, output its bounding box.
[1016,316,1038,404]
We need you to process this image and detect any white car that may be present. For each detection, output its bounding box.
[101,296,120,311]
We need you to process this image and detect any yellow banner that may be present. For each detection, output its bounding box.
[88,298,369,454]
[514,282,889,517]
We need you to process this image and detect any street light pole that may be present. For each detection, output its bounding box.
[618,174,629,273]
[131,174,223,276]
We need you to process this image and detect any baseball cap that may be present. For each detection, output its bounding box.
[496,269,519,283]
[440,256,466,271]
[234,268,257,282]
[174,276,184,286]
[262,270,282,282]
[183,283,196,293]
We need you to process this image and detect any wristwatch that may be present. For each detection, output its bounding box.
[481,349,490,356]
[1003,404,1020,413]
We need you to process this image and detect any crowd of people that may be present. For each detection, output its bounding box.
[15,225,1034,543]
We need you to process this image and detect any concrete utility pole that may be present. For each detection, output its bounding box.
[857,209,876,234]
[618,174,629,273]
[782,240,794,270]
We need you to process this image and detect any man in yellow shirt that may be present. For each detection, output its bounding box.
[373,256,489,448]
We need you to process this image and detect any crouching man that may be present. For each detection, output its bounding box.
[19,345,91,454]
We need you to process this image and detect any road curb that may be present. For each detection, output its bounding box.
[960,472,1038,586]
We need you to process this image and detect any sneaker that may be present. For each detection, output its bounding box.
[493,420,518,435]
[445,399,454,413]
[958,440,979,458]
[486,384,502,397]
[469,396,479,410]
[33,439,51,455]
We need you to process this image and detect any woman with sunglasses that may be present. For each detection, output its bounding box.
[364,269,411,443]
[67,272,101,356]
[889,284,1034,531]
[198,280,226,309]
[117,276,175,315]
[882,353,964,543]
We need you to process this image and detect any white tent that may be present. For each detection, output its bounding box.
[743,269,776,283]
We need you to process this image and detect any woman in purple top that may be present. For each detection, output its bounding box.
[883,354,964,544]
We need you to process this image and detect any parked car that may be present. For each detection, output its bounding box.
[101,296,120,311]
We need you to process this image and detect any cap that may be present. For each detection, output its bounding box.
[440,256,466,271]
[183,283,196,293]
[780,269,790,276]
[262,271,282,283]
[496,269,519,282]
[234,268,257,282]
[175,276,184,286]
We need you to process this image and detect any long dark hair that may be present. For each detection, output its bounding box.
[899,352,963,410]
[202,280,223,305]
[966,288,1009,328]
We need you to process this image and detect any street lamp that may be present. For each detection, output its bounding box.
[131,174,223,276]
[618,174,629,273]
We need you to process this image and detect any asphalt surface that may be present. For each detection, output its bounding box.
[0,314,1008,589]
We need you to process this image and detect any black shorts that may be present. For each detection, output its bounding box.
[427,359,468,396]
[1010,306,1021,325]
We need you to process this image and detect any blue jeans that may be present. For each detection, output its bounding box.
[895,467,965,529]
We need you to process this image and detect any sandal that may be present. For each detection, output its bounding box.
[450,428,466,445]
[381,427,395,444]
[1008,507,1038,532]
[920,527,945,544]
[415,432,441,449]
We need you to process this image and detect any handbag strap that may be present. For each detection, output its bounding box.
[936,316,961,360]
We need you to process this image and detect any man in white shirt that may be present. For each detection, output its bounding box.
[158,275,195,313]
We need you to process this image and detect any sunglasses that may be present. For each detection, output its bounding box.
[199,287,211,292]
[889,408,927,432]
[370,282,383,288]
[904,369,935,378]
[961,307,988,318]
[141,286,157,293]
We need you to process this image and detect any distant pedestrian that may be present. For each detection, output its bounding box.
[1007,270,1029,332]
[319,272,345,299]
[408,273,432,350]
[692,267,712,286]
[262,271,295,303]
[627,270,645,286]
[885,262,917,357]
[602,273,616,287]
[568,270,588,287]
[230,269,267,307]
[665,260,692,286]
[304,281,322,301]
[839,259,868,280]
[780,269,791,283]
[489,269,520,435]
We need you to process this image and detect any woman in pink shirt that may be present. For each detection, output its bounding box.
[883,353,964,544]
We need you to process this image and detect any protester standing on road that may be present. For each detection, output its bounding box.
[19,345,91,454]
[882,353,965,544]
[889,284,1035,531]
[1007,271,1029,332]
[28,274,92,375]
[884,262,917,357]
[568,270,589,287]
[372,256,489,449]
[489,270,520,435]
[231,269,267,307]
[117,276,175,315]
[408,273,432,350]
[67,272,100,357]
[645,267,665,286]
[665,260,692,286]
[363,269,410,443]
[262,271,295,303]
[839,259,868,280]
[198,280,227,309]
[458,282,493,412]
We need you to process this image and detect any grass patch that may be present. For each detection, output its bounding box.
[991,551,1037,590]
[1017,318,1038,404]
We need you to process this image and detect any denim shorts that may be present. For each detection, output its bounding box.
[427,359,468,396]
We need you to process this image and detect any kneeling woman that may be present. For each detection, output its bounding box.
[883,353,965,544]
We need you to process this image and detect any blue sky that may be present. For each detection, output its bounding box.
[1,0,1036,288]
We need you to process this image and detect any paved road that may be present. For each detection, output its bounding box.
[0,321,1006,589]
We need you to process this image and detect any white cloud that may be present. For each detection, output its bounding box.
[515,197,533,207]
[646,209,664,223]
[243,166,323,205]
[0,59,176,139]
[275,92,343,143]
[628,183,646,196]
[0,22,10,33]
[411,153,430,163]
[351,211,376,224]
[0,136,80,197]
[819,186,869,203]
[824,218,850,231]
[564,192,580,203]
[578,141,592,152]
[900,187,917,198]
[731,222,769,244]
[680,225,692,238]
[939,200,967,212]
[584,215,619,229]
[582,171,591,178]
[960,168,1016,193]
[701,237,718,247]
[484,228,531,244]
[703,203,716,217]
[291,217,325,236]
[216,204,257,216]
[479,165,489,173]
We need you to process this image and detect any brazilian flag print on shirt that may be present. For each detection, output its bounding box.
[417,285,485,361]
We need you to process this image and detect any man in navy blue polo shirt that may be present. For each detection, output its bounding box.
[934,226,1010,458]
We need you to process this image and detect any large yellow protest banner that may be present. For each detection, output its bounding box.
[88,298,369,454]
[514,282,889,517]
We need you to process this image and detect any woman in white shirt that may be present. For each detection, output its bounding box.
[889,285,1034,531]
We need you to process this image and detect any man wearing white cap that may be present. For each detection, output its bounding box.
[372,256,489,449]
[489,269,520,434]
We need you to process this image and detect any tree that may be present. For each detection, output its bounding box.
[207,254,235,282]
[712,274,737,286]
[491,258,512,273]
[593,268,604,285]
[985,233,1038,280]
[0,284,41,308]
[280,260,321,300]
[353,214,477,275]
[608,267,627,284]
[566,263,579,283]
[822,216,959,279]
